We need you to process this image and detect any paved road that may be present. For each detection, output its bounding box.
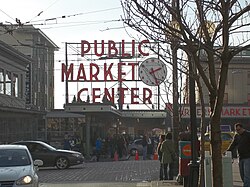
[38,158,243,187]
[38,160,160,183]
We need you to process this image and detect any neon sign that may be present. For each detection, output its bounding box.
[61,40,159,107]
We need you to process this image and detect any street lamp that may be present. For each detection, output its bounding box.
[188,55,199,187]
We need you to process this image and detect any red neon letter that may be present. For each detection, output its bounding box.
[77,88,88,101]
[94,40,104,57]
[81,40,90,56]
[131,88,139,104]
[121,40,130,57]
[93,88,101,103]
[90,63,100,81]
[61,63,73,81]
[77,63,87,81]
[104,63,114,81]
[127,62,138,80]
[138,40,149,56]
[118,87,128,104]
[108,40,118,58]
[118,62,126,81]
[143,88,152,104]
[104,88,115,103]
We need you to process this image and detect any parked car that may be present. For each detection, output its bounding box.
[12,141,84,169]
[202,132,235,154]
[128,139,143,156]
[0,144,43,187]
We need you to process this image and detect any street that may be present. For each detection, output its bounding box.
[38,160,160,183]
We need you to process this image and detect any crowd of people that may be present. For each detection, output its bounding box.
[91,134,159,162]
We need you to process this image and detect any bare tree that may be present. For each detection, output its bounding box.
[121,0,250,186]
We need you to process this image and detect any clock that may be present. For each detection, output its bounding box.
[138,57,167,86]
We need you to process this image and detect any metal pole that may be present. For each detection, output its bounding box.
[65,42,69,104]
[188,55,199,187]
[171,0,180,157]
[172,43,180,154]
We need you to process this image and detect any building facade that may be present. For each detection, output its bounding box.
[188,50,250,129]
[0,25,58,111]
[0,25,58,143]
[0,40,45,143]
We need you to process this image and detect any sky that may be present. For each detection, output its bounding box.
[0,0,170,110]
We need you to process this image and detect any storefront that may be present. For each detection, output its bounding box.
[180,105,250,131]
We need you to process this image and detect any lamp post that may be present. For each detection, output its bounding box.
[188,55,199,187]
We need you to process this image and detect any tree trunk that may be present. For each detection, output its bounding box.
[210,113,223,187]
[197,79,206,187]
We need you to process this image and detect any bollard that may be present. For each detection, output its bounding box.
[114,151,118,161]
[153,151,158,160]
[223,151,233,187]
[204,151,233,187]
[135,150,139,160]
[204,151,212,187]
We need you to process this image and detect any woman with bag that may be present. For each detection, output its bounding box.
[160,132,176,180]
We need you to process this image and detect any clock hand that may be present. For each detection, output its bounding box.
[149,68,159,85]
[149,67,162,74]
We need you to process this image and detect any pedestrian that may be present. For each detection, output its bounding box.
[157,134,165,180]
[95,137,102,162]
[63,133,71,150]
[142,135,148,160]
[160,132,175,180]
[227,123,250,187]
[147,136,153,159]
[117,135,124,159]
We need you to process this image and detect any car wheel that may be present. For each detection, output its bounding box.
[55,157,69,169]
[130,149,137,156]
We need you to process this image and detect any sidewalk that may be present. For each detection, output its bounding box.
[40,181,180,187]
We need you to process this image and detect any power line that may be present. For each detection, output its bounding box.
[25,7,122,25]
[0,9,15,22]
[27,0,61,23]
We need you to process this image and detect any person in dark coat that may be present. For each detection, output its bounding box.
[160,132,175,180]
[227,123,250,187]
[157,134,166,180]
[142,135,148,160]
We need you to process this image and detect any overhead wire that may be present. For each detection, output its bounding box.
[25,7,122,25]
[26,0,62,23]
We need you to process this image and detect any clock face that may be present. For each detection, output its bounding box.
[139,58,167,86]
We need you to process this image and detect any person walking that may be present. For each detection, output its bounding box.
[95,137,102,162]
[160,132,175,180]
[227,123,250,187]
[157,134,165,180]
[142,135,148,160]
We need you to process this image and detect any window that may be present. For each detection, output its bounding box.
[13,74,18,97]
[0,69,4,94]
[5,71,11,95]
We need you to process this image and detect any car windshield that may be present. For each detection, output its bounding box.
[40,142,57,151]
[0,149,31,167]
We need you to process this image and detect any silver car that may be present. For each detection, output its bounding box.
[128,139,143,156]
[0,144,43,187]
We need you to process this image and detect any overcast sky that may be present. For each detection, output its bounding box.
[1,0,149,109]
